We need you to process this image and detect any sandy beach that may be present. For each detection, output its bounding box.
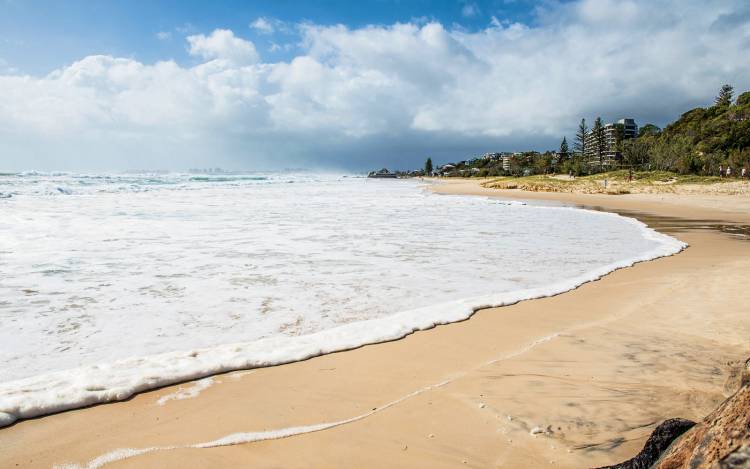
[2,179,749,469]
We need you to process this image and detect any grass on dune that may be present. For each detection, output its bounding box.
[577,170,728,185]
[480,170,741,195]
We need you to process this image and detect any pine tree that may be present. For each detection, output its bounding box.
[574,118,588,157]
[613,123,625,153]
[592,117,605,169]
[558,137,569,162]
[715,84,734,106]
[424,157,433,175]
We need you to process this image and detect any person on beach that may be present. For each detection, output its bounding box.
[727,166,732,177]
[742,167,747,179]
[719,165,724,177]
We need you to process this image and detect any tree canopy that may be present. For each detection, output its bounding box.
[638,85,750,173]
[574,118,587,155]
[638,123,661,137]
[558,136,569,161]
[715,84,734,106]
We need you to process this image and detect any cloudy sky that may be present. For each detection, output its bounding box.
[1,0,749,172]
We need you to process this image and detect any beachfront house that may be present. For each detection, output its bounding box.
[436,164,456,176]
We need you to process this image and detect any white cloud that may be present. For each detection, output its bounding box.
[0,0,749,171]
[0,57,18,74]
[461,2,480,18]
[156,31,172,41]
[249,17,292,36]
[250,17,275,34]
[268,41,295,53]
[187,29,259,65]
[175,23,196,34]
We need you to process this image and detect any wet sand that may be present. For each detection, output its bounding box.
[2,179,749,468]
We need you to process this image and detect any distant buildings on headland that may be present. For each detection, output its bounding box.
[367,168,399,178]
[433,153,515,177]
[370,117,643,178]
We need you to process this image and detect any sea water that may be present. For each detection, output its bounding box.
[0,172,685,425]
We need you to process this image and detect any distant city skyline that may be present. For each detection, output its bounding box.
[1,0,749,171]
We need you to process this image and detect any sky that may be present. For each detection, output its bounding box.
[0,0,749,172]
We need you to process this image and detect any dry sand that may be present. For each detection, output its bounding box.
[2,179,749,469]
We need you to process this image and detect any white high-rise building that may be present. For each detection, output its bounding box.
[584,118,639,166]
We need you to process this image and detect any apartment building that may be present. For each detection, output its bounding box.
[481,152,513,170]
[584,118,638,166]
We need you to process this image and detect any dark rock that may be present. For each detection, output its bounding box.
[655,383,750,469]
[594,418,695,469]
[593,358,750,469]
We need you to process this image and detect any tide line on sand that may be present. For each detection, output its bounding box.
[54,333,562,469]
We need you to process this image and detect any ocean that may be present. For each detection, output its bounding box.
[0,172,685,425]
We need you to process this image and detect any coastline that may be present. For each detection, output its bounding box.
[2,180,750,468]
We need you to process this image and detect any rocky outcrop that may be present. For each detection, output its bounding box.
[598,358,750,469]
[717,443,750,468]
[654,358,750,469]
[724,358,750,395]
[595,418,696,469]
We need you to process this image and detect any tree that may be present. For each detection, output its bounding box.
[424,157,433,175]
[715,84,734,107]
[592,117,606,170]
[728,148,750,171]
[613,123,625,154]
[560,137,570,160]
[650,136,694,173]
[558,137,569,164]
[574,118,588,157]
[534,151,554,174]
[622,139,650,181]
[638,123,661,137]
[622,139,650,168]
[508,154,524,176]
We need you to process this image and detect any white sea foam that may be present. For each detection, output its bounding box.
[156,377,216,406]
[0,173,686,427]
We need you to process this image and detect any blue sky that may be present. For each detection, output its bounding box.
[1,0,547,75]
[0,0,748,171]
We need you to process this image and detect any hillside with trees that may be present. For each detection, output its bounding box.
[426,85,749,179]
[629,86,750,174]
